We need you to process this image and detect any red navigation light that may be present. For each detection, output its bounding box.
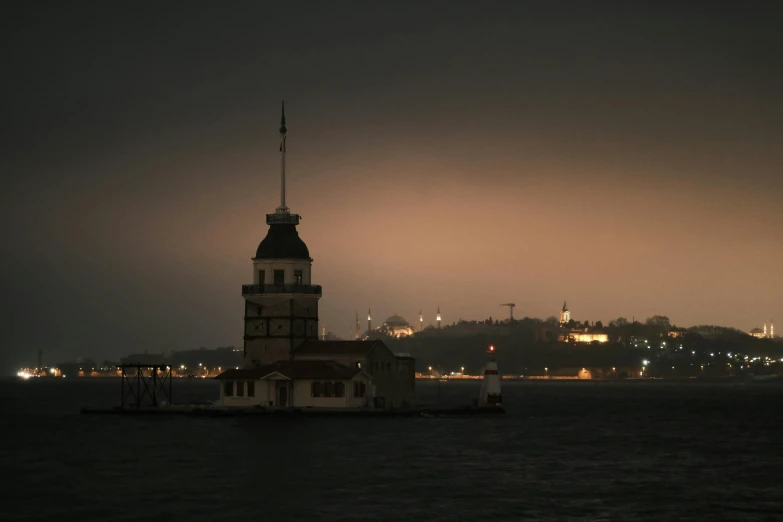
[489,345,495,352]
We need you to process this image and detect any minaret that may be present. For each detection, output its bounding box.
[368,308,372,335]
[419,309,423,331]
[322,325,326,341]
[764,322,768,337]
[355,312,360,339]
[771,319,775,338]
[436,306,442,329]
[241,102,321,366]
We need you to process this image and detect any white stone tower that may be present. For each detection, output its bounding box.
[242,102,321,367]
[479,345,503,408]
[419,309,423,331]
[436,306,442,329]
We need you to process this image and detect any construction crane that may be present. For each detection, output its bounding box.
[500,303,516,322]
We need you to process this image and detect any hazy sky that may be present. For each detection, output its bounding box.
[2,1,781,373]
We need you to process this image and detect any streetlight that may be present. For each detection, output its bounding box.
[544,367,548,378]
[460,366,464,375]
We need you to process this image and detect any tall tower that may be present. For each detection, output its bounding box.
[771,319,775,338]
[419,309,423,331]
[241,102,321,367]
[559,301,571,326]
[355,311,360,339]
[436,306,442,329]
[764,322,768,337]
[368,308,372,335]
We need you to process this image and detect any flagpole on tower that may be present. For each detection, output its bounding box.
[278,101,288,213]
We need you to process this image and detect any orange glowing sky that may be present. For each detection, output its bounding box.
[2,2,781,371]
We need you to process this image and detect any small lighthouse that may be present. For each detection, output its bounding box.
[478,345,502,408]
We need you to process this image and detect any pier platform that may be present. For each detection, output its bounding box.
[80,405,505,417]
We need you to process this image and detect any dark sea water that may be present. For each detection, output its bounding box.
[2,378,782,522]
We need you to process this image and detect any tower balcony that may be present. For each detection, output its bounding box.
[242,283,322,296]
[266,212,300,225]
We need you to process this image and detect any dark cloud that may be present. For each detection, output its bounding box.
[2,1,781,372]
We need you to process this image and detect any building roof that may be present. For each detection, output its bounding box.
[749,328,764,334]
[294,340,383,357]
[255,223,310,260]
[384,315,410,327]
[562,301,568,312]
[215,360,366,381]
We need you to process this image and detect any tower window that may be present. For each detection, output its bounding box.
[294,270,303,285]
[273,270,285,285]
[258,270,265,284]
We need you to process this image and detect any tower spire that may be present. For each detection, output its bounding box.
[277,100,288,213]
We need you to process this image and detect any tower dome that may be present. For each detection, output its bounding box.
[255,224,310,260]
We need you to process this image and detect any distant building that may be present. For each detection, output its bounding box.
[560,329,609,344]
[750,320,774,339]
[559,301,571,326]
[379,315,415,338]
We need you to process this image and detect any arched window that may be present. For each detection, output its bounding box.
[311,381,323,397]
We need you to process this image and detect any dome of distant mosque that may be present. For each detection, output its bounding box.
[384,315,410,327]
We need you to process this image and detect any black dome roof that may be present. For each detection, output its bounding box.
[254,224,310,260]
